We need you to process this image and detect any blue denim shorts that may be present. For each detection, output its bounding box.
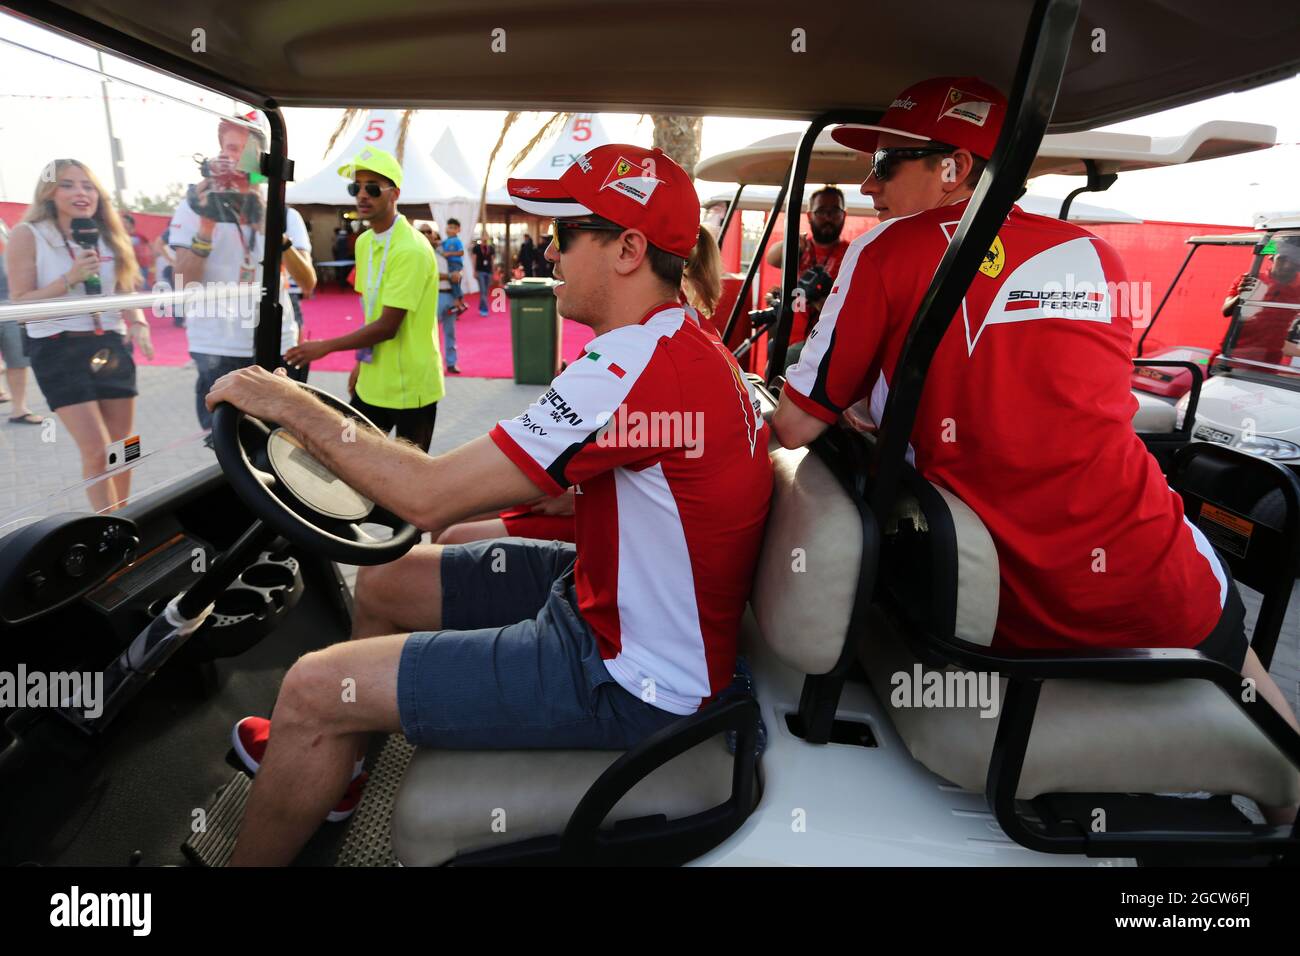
[396,538,682,750]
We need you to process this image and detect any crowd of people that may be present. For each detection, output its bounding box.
[0,123,486,504]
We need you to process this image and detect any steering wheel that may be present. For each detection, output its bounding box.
[211,381,420,565]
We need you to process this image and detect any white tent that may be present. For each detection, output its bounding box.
[289,110,486,294]
[485,113,612,207]
[425,128,483,295]
[432,128,480,204]
[288,109,467,206]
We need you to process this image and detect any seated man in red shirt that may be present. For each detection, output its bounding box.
[206,144,774,864]
[1221,237,1300,366]
[772,76,1300,822]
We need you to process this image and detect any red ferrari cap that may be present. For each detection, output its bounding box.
[831,76,1007,160]
[507,144,699,258]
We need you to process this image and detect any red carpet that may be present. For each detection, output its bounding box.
[140,289,595,378]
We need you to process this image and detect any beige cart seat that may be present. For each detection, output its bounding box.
[859,477,1300,807]
[392,432,864,865]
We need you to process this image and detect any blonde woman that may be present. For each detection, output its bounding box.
[4,159,153,512]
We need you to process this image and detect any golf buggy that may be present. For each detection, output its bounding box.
[1,0,1299,867]
[1135,218,1300,469]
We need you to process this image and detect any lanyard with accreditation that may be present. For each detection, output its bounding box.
[358,223,396,362]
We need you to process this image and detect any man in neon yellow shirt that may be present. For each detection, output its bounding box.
[286,146,444,451]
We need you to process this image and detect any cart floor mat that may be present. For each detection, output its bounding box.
[334,734,414,867]
[181,771,250,867]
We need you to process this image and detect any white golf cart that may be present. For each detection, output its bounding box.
[1,0,1298,868]
[1152,219,1300,467]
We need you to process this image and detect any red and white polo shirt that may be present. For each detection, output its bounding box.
[785,200,1228,653]
[491,302,773,713]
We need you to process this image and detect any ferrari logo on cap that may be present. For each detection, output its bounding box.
[941,88,991,127]
[601,155,662,206]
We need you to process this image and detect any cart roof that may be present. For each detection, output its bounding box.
[695,122,1276,186]
[1186,232,1268,246]
[8,1,1299,130]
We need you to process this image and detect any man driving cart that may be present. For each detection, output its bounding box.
[206,145,774,865]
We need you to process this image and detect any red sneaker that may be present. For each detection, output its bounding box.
[327,771,368,823]
[232,716,365,778]
[232,715,271,773]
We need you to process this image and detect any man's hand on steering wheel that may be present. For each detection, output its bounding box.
[205,364,308,425]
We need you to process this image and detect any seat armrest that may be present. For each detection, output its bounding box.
[1132,359,1202,440]
[560,696,761,864]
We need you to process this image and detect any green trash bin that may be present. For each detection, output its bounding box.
[505,278,563,385]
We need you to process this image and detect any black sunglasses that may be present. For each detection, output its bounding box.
[347,181,392,198]
[870,144,956,183]
[550,218,626,253]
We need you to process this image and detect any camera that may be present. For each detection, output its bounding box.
[187,154,264,224]
[795,265,834,305]
[199,156,250,191]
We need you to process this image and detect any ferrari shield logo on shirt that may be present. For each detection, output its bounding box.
[941,88,991,127]
[980,236,1006,278]
[600,156,661,206]
[959,236,1113,354]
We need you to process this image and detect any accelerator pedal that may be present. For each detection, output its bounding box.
[181,771,251,867]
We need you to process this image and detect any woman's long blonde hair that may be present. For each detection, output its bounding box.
[682,225,723,318]
[22,159,140,293]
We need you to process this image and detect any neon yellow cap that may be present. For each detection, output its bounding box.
[338,146,403,188]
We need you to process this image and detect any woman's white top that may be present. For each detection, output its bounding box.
[16,220,126,337]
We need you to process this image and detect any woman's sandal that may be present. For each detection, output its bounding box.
[9,412,44,425]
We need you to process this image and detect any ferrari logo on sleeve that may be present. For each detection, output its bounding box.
[980,237,1005,278]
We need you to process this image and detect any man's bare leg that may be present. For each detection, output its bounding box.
[352,544,446,640]
[229,635,408,865]
[1241,647,1300,825]
[345,545,448,766]
[435,518,509,545]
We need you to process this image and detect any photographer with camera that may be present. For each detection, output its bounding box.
[5,158,149,510]
[1223,237,1300,367]
[764,185,850,350]
[170,114,297,432]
